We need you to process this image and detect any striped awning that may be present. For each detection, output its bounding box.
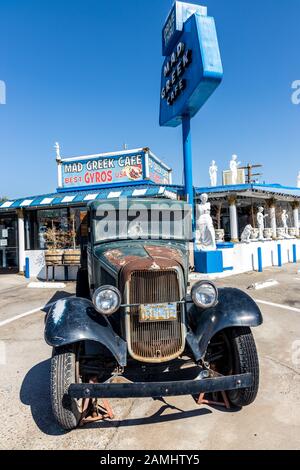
[0,184,179,211]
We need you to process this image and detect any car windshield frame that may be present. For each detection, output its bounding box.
[92,206,192,244]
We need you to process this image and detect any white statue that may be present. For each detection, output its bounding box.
[209,160,218,187]
[54,142,61,161]
[297,171,300,188]
[241,225,253,243]
[230,154,241,185]
[257,207,268,240]
[281,210,289,234]
[196,193,216,251]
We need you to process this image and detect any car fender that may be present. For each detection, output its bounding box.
[186,287,263,361]
[44,297,127,366]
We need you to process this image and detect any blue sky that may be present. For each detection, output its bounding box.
[0,0,299,199]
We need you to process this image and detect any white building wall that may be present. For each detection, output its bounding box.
[219,238,300,276]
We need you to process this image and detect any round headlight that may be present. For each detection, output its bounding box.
[191,281,218,309]
[92,285,121,315]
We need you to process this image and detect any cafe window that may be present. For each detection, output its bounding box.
[25,207,88,250]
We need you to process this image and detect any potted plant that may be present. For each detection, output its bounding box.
[63,214,81,265]
[44,226,64,265]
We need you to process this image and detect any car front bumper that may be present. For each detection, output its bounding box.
[68,373,253,399]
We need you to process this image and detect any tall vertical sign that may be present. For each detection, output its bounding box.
[159,1,223,227]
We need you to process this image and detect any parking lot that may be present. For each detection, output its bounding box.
[0,266,300,450]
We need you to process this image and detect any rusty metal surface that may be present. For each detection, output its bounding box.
[94,241,187,279]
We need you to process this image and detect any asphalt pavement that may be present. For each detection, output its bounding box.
[0,266,299,450]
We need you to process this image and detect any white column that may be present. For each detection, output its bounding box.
[17,209,25,273]
[57,160,63,188]
[293,205,299,237]
[270,205,277,239]
[228,196,239,242]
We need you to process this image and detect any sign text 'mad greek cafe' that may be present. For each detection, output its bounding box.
[57,149,172,190]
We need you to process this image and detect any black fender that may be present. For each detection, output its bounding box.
[44,297,127,367]
[186,287,263,361]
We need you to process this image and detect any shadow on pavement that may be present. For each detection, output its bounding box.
[19,359,214,434]
[80,401,212,430]
[20,359,66,436]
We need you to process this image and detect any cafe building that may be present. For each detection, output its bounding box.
[194,182,300,274]
[1,145,300,278]
[0,147,176,279]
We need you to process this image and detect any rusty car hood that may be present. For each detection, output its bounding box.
[93,240,188,276]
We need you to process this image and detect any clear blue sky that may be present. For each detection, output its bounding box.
[0,0,299,199]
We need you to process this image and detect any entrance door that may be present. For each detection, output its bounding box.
[0,213,18,272]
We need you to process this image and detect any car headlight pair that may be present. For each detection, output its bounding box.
[92,285,121,315]
[191,281,218,309]
[93,281,217,314]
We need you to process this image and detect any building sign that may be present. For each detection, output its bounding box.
[160,2,223,127]
[59,150,172,190]
[148,155,171,185]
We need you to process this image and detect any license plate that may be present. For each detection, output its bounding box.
[139,303,177,322]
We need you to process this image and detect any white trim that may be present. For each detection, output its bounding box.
[61,195,76,203]
[158,186,165,194]
[20,199,34,207]
[144,152,150,179]
[132,189,147,196]
[148,150,172,171]
[164,190,177,200]
[60,148,145,162]
[84,193,98,201]
[107,191,122,198]
[0,201,13,208]
[40,197,54,205]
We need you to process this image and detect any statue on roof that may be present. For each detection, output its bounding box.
[54,142,61,162]
[230,154,241,185]
[209,160,218,187]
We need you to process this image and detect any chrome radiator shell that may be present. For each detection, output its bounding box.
[124,268,186,363]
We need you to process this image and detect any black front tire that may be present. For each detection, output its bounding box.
[50,348,82,430]
[227,327,259,407]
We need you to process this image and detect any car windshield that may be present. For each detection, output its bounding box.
[92,204,192,243]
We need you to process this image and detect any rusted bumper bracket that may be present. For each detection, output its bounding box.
[68,373,253,399]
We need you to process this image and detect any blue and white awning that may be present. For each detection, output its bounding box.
[0,184,179,211]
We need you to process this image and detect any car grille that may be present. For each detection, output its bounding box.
[126,269,184,362]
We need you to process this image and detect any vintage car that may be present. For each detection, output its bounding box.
[45,198,262,430]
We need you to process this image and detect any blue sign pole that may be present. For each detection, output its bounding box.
[182,115,194,229]
[159,2,223,242]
